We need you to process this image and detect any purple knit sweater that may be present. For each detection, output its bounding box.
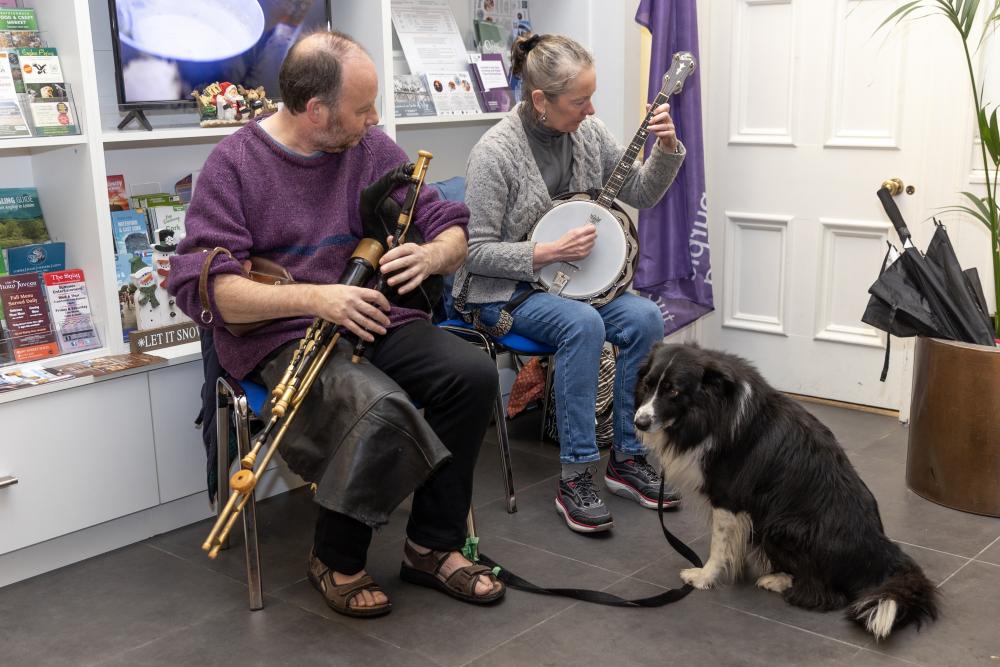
[168,121,469,379]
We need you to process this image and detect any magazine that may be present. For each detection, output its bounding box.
[43,268,101,354]
[0,187,48,249]
[469,53,514,113]
[393,74,436,118]
[422,72,483,115]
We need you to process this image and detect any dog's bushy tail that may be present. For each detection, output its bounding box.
[847,554,938,640]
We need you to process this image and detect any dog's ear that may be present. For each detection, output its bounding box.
[701,358,736,394]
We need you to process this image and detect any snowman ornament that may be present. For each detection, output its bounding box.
[150,228,182,328]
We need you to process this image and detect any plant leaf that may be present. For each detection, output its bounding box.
[960,190,992,219]
[989,107,1000,165]
[939,203,992,229]
[876,0,925,32]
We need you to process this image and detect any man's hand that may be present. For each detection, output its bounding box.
[379,235,435,295]
[313,284,391,342]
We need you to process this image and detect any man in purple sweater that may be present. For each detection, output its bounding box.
[169,31,504,617]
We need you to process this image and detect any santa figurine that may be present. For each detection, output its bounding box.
[214,81,247,122]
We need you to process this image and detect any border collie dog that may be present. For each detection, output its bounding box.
[634,343,937,640]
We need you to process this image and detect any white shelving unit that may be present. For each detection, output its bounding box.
[0,0,640,587]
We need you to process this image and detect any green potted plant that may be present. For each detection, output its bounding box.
[880,0,1000,517]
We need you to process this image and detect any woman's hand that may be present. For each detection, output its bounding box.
[533,224,597,269]
[647,102,679,152]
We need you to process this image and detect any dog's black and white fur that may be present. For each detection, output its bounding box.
[634,343,937,640]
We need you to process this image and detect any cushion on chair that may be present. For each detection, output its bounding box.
[438,319,556,356]
[238,379,269,416]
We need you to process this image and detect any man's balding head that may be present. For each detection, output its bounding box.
[278,30,369,113]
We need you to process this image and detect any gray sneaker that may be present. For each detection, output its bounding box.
[605,453,682,510]
[555,468,613,533]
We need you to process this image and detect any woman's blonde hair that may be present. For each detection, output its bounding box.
[510,33,593,105]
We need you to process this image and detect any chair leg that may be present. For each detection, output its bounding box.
[540,355,555,442]
[440,325,518,514]
[215,379,232,552]
[233,392,264,611]
[492,366,517,514]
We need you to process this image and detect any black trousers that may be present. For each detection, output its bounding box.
[308,319,497,574]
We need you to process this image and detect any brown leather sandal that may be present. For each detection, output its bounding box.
[399,540,505,604]
[307,550,392,618]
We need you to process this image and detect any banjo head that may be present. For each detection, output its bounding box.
[529,199,629,301]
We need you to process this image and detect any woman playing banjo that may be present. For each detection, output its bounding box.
[453,34,686,533]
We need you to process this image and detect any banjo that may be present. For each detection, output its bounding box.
[529,51,697,307]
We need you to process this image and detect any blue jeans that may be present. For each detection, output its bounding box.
[473,286,664,463]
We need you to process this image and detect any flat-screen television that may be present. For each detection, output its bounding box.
[108,0,332,109]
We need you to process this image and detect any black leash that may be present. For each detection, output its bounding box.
[478,480,704,607]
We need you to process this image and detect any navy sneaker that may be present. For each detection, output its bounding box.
[555,468,613,533]
[605,454,682,510]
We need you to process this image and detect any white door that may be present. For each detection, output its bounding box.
[697,0,985,410]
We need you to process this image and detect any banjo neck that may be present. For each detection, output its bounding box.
[595,89,671,209]
[594,51,696,210]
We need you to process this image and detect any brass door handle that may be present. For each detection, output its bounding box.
[881,178,904,196]
[881,178,915,196]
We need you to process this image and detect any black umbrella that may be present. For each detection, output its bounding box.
[862,186,995,379]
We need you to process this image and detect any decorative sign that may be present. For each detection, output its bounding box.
[128,321,200,353]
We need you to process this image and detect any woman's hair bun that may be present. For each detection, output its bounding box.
[510,33,543,77]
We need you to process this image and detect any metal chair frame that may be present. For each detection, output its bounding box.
[215,376,264,611]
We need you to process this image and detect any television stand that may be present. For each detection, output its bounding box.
[118,109,153,131]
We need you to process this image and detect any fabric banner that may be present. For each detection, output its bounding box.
[635,0,713,335]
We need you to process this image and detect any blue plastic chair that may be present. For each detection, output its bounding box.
[438,319,556,514]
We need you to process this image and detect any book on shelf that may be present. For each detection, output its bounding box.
[0,8,41,51]
[148,203,187,240]
[422,72,483,116]
[107,174,129,211]
[393,74,436,118]
[474,19,508,59]
[0,187,48,249]
[174,171,201,204]
[47,352,165,379]
[0,364,73,393]
[5,240,64,275]
[110,209,150,255]
[43,268,101,354]
[0,272,58,362]
[468,53,514,113]
[116,252,150,342]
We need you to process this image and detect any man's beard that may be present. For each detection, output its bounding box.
[318,124,368,153]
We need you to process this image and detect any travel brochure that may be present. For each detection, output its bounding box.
[391,0,523,120]
[0,10,81,139]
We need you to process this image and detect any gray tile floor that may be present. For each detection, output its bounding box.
[3,402,1000,666]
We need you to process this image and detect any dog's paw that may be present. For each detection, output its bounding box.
[680,567,717,590]
[756,572,793,593]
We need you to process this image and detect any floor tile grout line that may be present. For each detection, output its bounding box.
[709,600,871,652]
[488,534,630,577]
[937,533,1000,588]
[143,542,256,590]
[457,574,634,667]
[892,539,976,560]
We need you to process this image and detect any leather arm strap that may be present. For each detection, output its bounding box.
[196,247,234,326]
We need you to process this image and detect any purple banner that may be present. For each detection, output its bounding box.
[635,0,713,335]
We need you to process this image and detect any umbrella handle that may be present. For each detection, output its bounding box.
[877,186,911,245]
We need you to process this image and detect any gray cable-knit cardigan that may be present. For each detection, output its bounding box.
[454,104,686,310]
